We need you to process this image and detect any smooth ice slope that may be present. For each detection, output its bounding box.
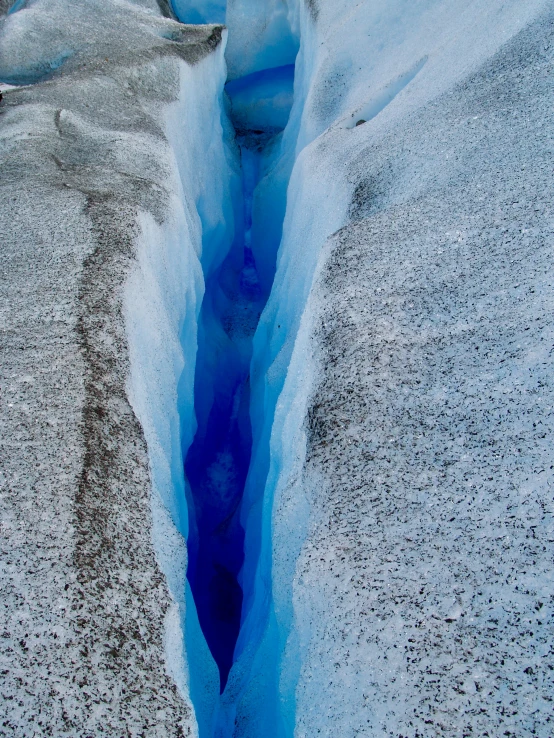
[171,0,300,80]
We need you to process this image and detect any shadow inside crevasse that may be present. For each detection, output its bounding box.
[184,63,295,693]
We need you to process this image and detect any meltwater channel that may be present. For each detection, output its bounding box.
[183,63,296,694]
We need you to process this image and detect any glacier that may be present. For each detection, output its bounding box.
[1,0,553,736]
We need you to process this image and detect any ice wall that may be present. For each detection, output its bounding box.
[171,0,226,24]
[156,0,552,735]
[163,0,553,733]
[170,0,299,80]
[242,0,554,736]
[0,1,232,734]
[125,37,242,735]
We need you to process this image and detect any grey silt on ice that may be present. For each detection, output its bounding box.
[1,0,553,736]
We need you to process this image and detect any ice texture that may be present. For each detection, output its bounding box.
[224,0,299,81]
[231,0,554,736]
[0,1,227,734]
[225,64,295,135]
[170,0,299,80]
[2,0,554,735]
[171,0,225,24]
[125,40,237,731]
[163,0,554,734]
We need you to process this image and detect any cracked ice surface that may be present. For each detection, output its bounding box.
[1,0,554,735]
[255,2,554,736]
[0,1,227,734]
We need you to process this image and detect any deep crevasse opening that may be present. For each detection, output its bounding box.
[169,4,305,734]
[125,2,320,734]
[184,64,295,692]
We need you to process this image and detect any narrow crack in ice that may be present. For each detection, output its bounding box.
[184,62,295,695]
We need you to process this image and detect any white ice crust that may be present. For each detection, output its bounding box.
[2,0,552,734]
[216,0,554,735]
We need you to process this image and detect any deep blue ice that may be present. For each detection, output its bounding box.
[184,64,294,692]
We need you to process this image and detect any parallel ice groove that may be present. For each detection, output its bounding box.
[340,55,428,129]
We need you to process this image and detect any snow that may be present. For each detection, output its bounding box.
[1,0,553,735]
[239,0,554,735]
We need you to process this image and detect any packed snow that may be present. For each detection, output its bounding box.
[1,0,553,735]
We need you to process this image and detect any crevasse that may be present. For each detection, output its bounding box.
[177,4,307,731]
[184,62,296,695]
[180,18,303,735]
[127,2,321,735]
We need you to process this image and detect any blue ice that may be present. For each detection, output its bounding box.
[170,0,225,24]
[225,64,295,134]
[184,62,296,696]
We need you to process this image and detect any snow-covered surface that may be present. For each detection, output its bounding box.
[0,2,225,734]
[1,0,554,735]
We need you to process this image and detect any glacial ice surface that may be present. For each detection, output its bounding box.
[2,0,554,736]
[126,0,554,733]
[234,0,554,736]
[0,1,228,735]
